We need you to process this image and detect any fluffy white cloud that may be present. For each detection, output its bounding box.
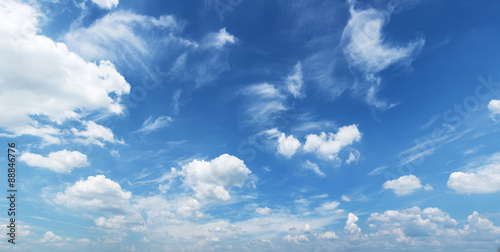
[488,99,500,121]
[0,0,130,144]
[303,124,361,160]
[20,150,89,173]
[302,160,325,177]
[40,231,63,243]
[383,175,423,196]
[54,175,132,212]
[466,211,500,234]
[344,213,362,239]
[203,28,236,49]
[341,2,424,75]
[286,62,304,98]
[256,207,272,216]
[181,154,251,201]
[135,115,173,134]
[277,133,301,158]
[447,153,500,194]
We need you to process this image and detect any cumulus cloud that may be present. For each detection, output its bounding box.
[286,62,304,98]
[54,175,132,212]
[40,231,63,243]
[368,206,458,240]
[135,115,173,134]
[488,99,500,121]
[0,0,130,145]
[383,175,423,196]
[256,207,272,215]
[277,133,301,158]
[303,124,361,160]
[447,152,500,194]
[181,154,251,201]
[20,150,89,173]
[344,213,362,239]
[91,0,119,9]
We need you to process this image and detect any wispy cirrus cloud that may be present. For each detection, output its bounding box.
[135,115,173,134]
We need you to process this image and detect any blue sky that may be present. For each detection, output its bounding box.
[1,0,500,251]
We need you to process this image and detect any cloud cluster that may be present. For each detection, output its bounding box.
[303,124,361,160]
[181,154,251,201]
[0,0,130,145]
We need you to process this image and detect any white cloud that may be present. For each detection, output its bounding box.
[286,62,304,98]
[135,115,173,134]
[341,2,425,75]
[488,99,500,121]
[277,133,301,158]
[181,154,251,201]
[40,231,62,243]
[341,195,351,202]
[341,1,424,110]
[424,183,433,191]
[71,121,123,147]
[256,207,272,216]
[316,201,340,214]
[203,28,236,49]
[20,150,89,174]
[383,175,423,196]
[368,206,458,239]
[302,160,325,177]
[303,124,361,160]
[467,211,500,234]
[54,175,132,212]
[447,152,500,194]
[283,234,309,244]
[242,83,287,128]
[316,231,338,239]
[63,11,183,63]
[91,0,119,9]
[346,152,357,164]
[94,212,145,231]
[0,1,130,145]
[344,213,362,239]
